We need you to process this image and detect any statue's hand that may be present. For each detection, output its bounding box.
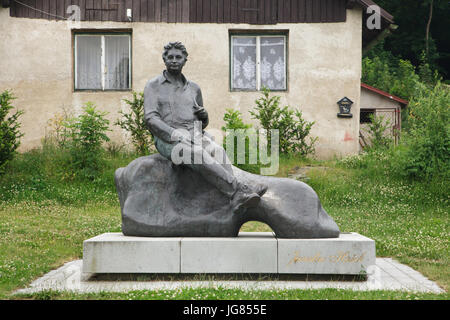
[171,129,192,144]
[196,108,208,120]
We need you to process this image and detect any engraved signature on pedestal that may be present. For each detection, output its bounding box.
[287,251,366,265]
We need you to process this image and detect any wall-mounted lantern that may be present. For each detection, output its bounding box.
[337,97,353,118]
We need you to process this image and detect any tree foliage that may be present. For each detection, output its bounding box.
[393,82,450,179]
[370,0,449,79]
[0,90,24,174]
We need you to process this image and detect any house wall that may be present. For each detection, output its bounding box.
[0,7,362,160]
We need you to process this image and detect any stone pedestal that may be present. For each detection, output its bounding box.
[83,232,375,275]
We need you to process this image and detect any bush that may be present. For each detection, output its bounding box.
[392,82,450,179]
[115,92,154,155]
[249,88,317,156]
[365,114,393,151]
[63,102,111,180]
[222,108,260,174]
[0,90,24,174]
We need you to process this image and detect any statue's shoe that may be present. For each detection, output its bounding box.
[231,192,260,212]
[230,182,268,212]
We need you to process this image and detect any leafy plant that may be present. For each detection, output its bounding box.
[365,114,393,151]
[222,108,260,173]
[222,108,252,132]
[63,102,111,180]
[115,92,153,155]
[362,56,420,101]
[44,106,73,148]
[249,88,317,156]
[392,82,450,179]
[0,90,24,174]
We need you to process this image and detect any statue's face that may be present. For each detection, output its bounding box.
[163,48,187,73]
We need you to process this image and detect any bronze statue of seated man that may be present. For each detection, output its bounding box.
[115,41,339,238]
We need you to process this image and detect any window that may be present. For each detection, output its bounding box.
[74,33,131,90]
[360,109,375,123]
[230,34,287,91]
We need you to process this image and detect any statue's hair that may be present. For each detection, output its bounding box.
[162,41,189,59]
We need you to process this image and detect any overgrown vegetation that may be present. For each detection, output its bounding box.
[364,114,393,151]
[344,82,449,181]
[358,33,450,181]
[115,92,153,155]
[0,90,24,174]
[393,83,449,179]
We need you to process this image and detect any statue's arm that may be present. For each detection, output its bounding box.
[196,87,209,129]
[144,83,175,143]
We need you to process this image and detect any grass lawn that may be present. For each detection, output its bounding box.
[0,150,448,300]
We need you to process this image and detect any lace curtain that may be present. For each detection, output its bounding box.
[75,35,130,90]
[260,37,286,90]
[231,36,286,91]
[232,37,257,90]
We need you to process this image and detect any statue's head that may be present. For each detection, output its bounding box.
[162,41,188,74]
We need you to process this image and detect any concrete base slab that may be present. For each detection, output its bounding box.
[82,232,375,275]
[83,233,181,273]
[14,258,444,294]
[181,232,278,273]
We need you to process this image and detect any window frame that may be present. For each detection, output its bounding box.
[73,30,132,92]
[229,32,288,92]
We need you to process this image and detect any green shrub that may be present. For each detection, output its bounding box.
[365,114,393,151]
[249,88,317,156]
[222,108,252,132]
[222,108,260,174]
[392,82,450,179]
[115,92,153,155]
[63,102,111,180]
[0,90,24,174]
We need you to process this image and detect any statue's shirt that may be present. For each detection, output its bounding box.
[144,71,204,143]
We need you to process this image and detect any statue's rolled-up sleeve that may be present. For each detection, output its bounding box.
[144,82,175,143]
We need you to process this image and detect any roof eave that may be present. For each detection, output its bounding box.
[361,83,409,107]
